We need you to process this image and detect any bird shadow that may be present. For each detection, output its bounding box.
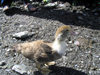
[3,5,100,30]
[34,65,87,75]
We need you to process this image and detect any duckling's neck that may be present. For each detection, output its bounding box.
[52,38,67,55]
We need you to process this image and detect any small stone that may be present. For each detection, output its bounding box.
[75,31,79,35]
[0,7,3,11]
[6,48,11,52]
[89,70,100,75]
[94,13,99,16]
[69,41,72,44]
[69,48,73,51]
[0,60,6,66]
[44,2,57,8]
[0,60,7,69]
[82,13,87,16]
[57,4,66,9]
[5,69,12,73]
[12,64,28,74]
[74,41,80,46]
[5,48,12,57]
[85,51,91,54]
[64,2,71,7]
[75,64,78,67]
[43,0,52,3]
[19,25,23,27]
[0,65,7,69]
[78,16,83,20]
[12,31,28,38]
[93,55,99,58]
[5,52,9,57]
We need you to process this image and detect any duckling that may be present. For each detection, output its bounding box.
[13,25,72,75]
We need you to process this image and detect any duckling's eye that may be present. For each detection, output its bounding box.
[66,30,69,32]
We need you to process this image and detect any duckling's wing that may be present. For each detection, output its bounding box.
[36,43,61,63]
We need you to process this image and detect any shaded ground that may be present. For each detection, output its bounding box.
[0,1,100,75]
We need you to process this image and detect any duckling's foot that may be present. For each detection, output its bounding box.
[36,63,52,75]
[41,68,51,75]
[47,61,56,66]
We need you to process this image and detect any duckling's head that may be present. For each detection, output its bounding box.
[55,25,71,41]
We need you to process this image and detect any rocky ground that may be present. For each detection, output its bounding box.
[0,1,100,75]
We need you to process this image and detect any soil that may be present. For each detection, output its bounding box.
[0,1,100,75]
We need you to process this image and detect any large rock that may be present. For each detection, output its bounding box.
[12,64,29,74]
[12,31,35,39]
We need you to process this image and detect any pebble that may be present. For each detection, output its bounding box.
[69,48,73,51]
[43,0,52,3]
[19,25,23,27]
[93,55,99,58]
[5,69,12,73]
[44,2,58,8]
[89,70,100,75]
[0,60,7,69]
[75,64,78,68]
[12,31,35,39]
[94,13,99,16]
[57,4,66,9]
[5,52,9,57]
[82,13,87,16]
[12,64,28,74]
[78,16,83,20]
[75,31,79,35]
[0,65,7,69]
[64,2,71,7]
[69,41,72,44]
[6,48,11,52]
[5,48,11,57]
[74,41,80,46]
[0,7,3,11]
[0,60,6,66]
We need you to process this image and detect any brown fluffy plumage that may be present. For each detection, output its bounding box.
[14,40,61,63]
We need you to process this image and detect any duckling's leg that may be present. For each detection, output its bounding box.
[40,61,55,75]
[41,64,51,75]
[36,63,42,71]
[36,63,51,75]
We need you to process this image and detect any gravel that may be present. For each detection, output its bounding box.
[0,1,100,75]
